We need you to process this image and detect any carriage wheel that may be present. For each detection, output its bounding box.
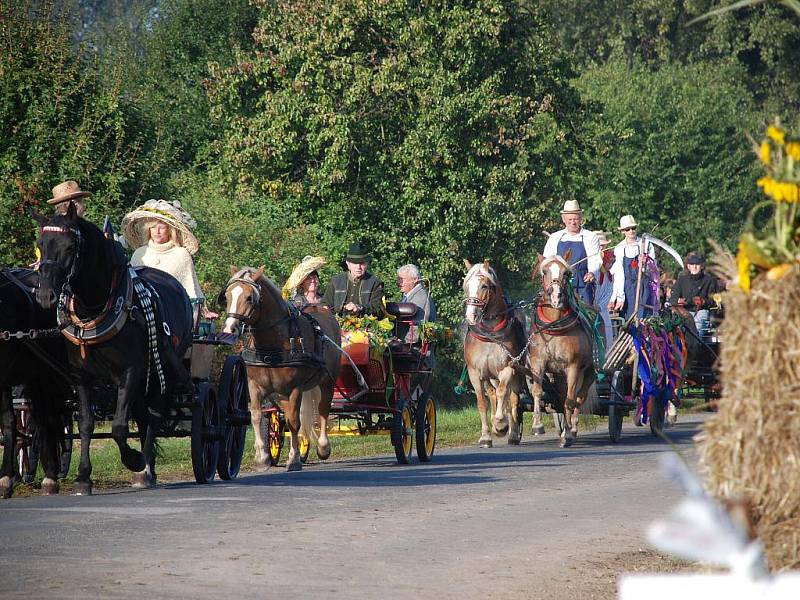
[260,409,284,466]
[217,356,250,480]
[392,401,413,464]
[299,434,310,464]
[607,370,623,443]
[15,403,36,483]
[415,393,436,462]
[58,414,74,479]
[191,383,221,484]
[649,397,665,436]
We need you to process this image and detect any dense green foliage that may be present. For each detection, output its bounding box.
[2,0,798,325]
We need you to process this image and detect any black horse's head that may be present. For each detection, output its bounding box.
[34,202,83,309]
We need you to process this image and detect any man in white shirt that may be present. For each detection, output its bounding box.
[542,200,601,305]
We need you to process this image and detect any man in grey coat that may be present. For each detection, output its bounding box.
[396,264,436,344]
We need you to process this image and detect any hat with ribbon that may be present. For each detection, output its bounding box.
[345,241,370,264]
[121,199,199,255]
[282,255,326,299]
[618,215,638,231]
[47,180,91,207]
[560,200,583,214]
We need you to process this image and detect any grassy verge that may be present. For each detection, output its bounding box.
[12,408,602,495]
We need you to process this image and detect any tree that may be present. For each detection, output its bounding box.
[205,0,584,320]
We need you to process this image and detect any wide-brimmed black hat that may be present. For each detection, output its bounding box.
[686,251,705,265]
[345,241,370,264]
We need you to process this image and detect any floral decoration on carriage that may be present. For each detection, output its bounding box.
[337,314,394,348]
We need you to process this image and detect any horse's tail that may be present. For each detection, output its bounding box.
[300,386,320,444]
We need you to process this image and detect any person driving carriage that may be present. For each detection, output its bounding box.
[669,251,726,334]
[321,241,385,317]
[396,263,436,344]
[542,200,601,305]
[608,214,658,320]
[122,199,217,322]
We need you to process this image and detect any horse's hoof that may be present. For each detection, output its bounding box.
[40,478,60,496]
[532,425,546,436]
[317,445,331,461]
[561,438,573,448]
[478,439,493,449]
[255,458,270,471]
[285,461,302,472]
[131,470,155,489]
[121,449,146,473]
[493,425,509,438]
[72,481,93,496]
[0,476,13,499]
[508,437,520,446]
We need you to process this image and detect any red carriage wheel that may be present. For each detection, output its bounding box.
[392,401,413,464]
[261,409,284,466]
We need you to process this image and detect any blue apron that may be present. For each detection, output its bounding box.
[557,236,595,305]
[622,248,655,319]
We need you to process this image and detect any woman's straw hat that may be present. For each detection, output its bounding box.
[121,199,199,255]
[618,215,639,230]
[560,200,583,214]
[594,231,611,247]
[47,180,91,207]
[283,255,326,299]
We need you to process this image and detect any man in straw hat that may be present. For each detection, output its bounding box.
[47,180,90,217]
[321,241,385,317]
[283,255,326,309]
[609,214,658,320]
[122,199,216,320]
[542,200,602,305]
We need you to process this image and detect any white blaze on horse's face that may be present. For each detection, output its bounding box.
[222,285,244,334]
[465,274,483,325]
[547,261,564,307]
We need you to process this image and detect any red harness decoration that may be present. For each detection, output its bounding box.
[468,313,510,342]
[535,304,577,336]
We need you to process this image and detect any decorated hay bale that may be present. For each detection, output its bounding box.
[697,266,800,572]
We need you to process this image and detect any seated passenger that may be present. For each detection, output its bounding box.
[122,199,217,321]
[396,263,436,344]
[283,255,326,309]
[321,241,385,317]
[669,251,726,334]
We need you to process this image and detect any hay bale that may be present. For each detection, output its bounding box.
[696,268,800,571]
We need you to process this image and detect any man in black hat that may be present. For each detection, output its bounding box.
[669,251,726,332]
[321,241,385,317]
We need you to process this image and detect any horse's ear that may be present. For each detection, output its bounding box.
[253,266,265,281]
[29,207,47,228]
[463,259,473,271]
[563,248,572,263]
[65,200,77,223]
[230,265,238,276]
[483,259,490,271]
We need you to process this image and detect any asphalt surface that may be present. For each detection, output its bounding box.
[0,415,705,599]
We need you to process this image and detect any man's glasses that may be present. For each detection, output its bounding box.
[622,227,636,232]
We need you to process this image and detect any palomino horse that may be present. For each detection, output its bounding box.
[462,260,529,447]
[35,203,194,493]
[220,267,341,471]
[528,253,596,448]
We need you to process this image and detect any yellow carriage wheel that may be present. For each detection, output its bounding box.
[267,411,283,466]
[415,393,436,462]
[299,434,310,464]
[392,402,413,464]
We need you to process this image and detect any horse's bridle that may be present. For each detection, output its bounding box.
[464,275,498,321]
[540,259,572,310]
[221,276,262,323]
[38,225,84,292]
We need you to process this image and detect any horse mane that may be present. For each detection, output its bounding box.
[235,266,286,307]
[463,263,497,292]
[541,254,573,275]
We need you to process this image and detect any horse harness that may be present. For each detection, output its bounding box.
[467,300,534,370]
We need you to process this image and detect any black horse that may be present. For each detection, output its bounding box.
[34,202,193,494]
[0,268,70,498]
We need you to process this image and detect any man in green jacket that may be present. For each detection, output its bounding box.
[322,241,385,317]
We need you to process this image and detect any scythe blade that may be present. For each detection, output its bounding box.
[643,234,684,270]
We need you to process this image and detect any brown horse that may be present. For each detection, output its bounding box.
[220,267,341,471]
[462,260,529,447]
[528,253,596,448]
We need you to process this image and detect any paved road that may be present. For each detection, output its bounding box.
[1,415,704,600]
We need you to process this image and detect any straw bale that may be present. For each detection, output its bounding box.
[696,267,800,571]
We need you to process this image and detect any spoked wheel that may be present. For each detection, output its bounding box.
[261,409,284,466]
[191,383,222,484]
[649,396,665,436]
[58,414,74,479]
[217,356,250,480]
[392,401,413,464]
[15,402,36,483]
[299,434,310,464]
[415,393,436,462]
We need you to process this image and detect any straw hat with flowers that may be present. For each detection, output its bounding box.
[282,255,326,299]
[122,199,199,255]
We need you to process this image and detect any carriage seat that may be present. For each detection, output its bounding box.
[385,302,418,318]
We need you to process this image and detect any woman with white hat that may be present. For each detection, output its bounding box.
[608,215,658,319]
[282,255,326,309]
[542,200,602,305]
[122,199,217,320]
